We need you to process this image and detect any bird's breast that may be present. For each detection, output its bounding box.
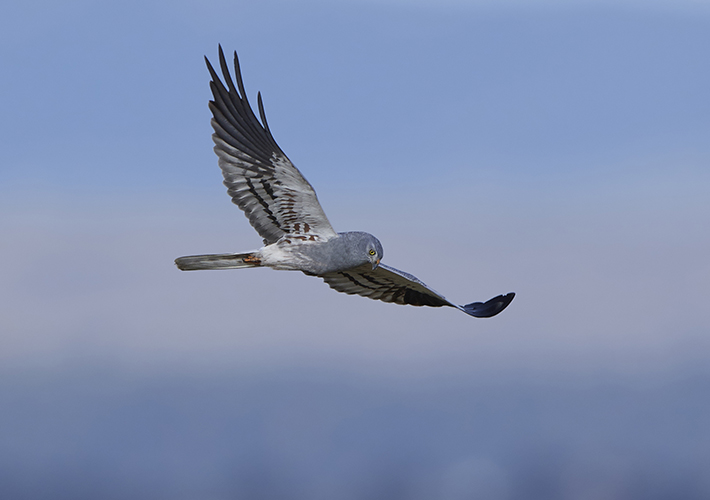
[259,238,365,275]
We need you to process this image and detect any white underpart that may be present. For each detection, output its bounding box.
[259,242,312,271]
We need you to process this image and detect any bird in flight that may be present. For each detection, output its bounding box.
[175,46,514,318]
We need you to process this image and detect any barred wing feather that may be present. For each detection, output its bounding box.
[321,264,514,318]
[207,46,337,244]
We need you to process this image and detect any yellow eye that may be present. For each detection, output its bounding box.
[368,249,376,256]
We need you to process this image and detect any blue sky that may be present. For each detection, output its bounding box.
[1,1,710,497]
[2,0,708,374]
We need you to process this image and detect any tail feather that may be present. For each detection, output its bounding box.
[174,252,261,271]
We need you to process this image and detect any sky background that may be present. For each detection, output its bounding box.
[1,0,709,498]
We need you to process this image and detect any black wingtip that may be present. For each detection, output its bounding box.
[461,292,515,318]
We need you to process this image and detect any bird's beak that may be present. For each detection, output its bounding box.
[372,258,380,270]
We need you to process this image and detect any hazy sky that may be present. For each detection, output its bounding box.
[2,2,710,498]
[1,0,709,378]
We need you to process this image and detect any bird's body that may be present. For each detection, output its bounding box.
[175,46,515,318]
[261,231,383,275]
[178,231,381,274]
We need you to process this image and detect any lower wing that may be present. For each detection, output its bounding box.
[320,263,514,318]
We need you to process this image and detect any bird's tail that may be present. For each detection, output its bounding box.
[174,252,261,271]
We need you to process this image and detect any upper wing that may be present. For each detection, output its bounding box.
[206,46,337,245]
[321,263,515,318]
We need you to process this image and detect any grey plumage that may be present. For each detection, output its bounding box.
[174,252,260,271]
[175,46,515,318]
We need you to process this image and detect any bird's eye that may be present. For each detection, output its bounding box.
[368,249,376,256]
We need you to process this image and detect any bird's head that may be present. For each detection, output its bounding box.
[364,234,384,270]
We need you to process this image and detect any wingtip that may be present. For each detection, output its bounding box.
[461,292,515,318]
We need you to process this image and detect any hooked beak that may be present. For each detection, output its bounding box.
[371,258,380,270]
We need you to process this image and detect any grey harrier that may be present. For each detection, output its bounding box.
[175,47,515,318]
